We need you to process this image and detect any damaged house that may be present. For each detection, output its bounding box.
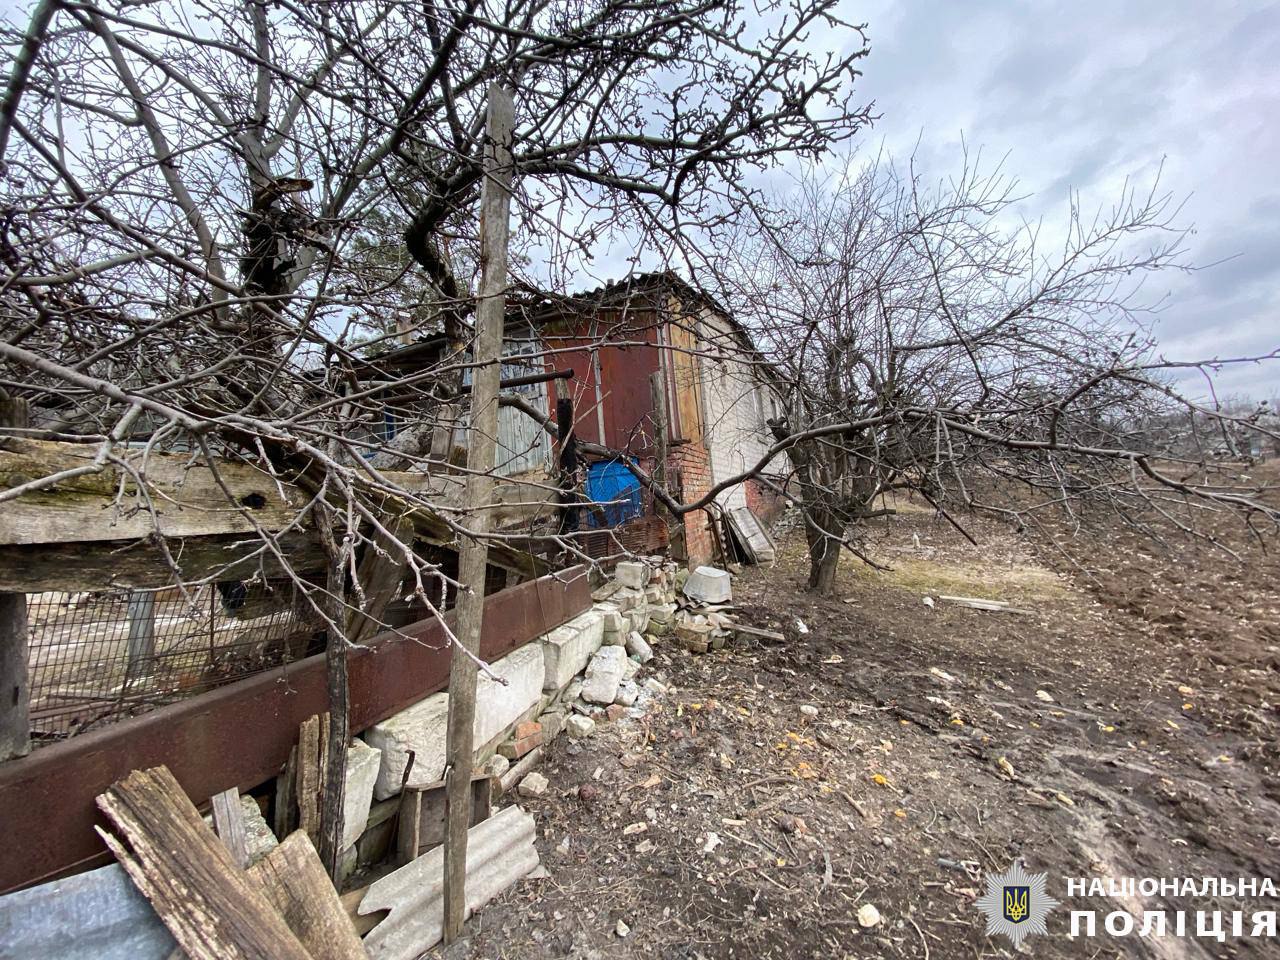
[369,272,789,565]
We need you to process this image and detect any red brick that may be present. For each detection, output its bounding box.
[514,720,542,740]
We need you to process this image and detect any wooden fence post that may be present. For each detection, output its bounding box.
[442,83,514,944]
[0,396,30,759]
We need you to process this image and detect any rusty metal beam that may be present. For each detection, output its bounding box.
[0,567,590,895]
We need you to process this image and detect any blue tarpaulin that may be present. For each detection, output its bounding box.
[585,460,642,527]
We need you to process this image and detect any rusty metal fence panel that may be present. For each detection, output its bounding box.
[26,581,318,742]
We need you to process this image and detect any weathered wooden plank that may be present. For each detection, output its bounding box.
[0,531,326,593]
[96,766,313,960]
[396,776,491,865]
[0,398,31,760]
[0,567,590,894]
[210,787,249,869]
[248,831,369,960]
[443,83,514,945]
[0,440,304,544]
[295,713,328,845]
[0,440,548,578]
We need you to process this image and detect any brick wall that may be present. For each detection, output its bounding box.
[671,441,715,566]
[744,476,787,525]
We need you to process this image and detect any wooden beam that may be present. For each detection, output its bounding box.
[0,530,326,593]
[443,83,514,945]
[248,831,369,960]
[96,765,313,960]
[0,397,30,760]
[0,566,590,894]
[0,439,545,577]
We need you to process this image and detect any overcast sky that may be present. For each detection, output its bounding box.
[844,0,1279,401]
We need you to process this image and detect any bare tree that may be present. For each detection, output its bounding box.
[0,0,872,588]
[714,153,1280,592]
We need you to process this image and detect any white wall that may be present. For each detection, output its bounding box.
[696,310,787,511]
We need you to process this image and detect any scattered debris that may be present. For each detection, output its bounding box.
[566,715,596,740]
[938,595,1032,615]
[517,772,549,799]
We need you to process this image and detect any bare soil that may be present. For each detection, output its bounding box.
[437,478,1280,960]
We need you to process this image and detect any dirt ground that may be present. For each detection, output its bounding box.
[439,477,1280,959]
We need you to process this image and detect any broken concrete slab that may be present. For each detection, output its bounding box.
[683,566,732,603]
[343,740,382,849]
[581,646,628,705]
[540,610,605,691]
[359,805,540,960]
[367,642,545,799]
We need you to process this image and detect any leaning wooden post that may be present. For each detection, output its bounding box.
[442,83,515,944]
[0,395,30,759]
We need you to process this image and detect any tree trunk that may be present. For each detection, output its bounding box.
[805,510,843,595]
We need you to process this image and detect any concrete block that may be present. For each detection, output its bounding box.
[612,587,644,612]
[614,561,648,589]
[631,608,651,634]
[683,566,732,603]
[581,646,628,704]
[367,643,544,799]
[343,739,382,849]
[626,631,653,663]
[599,606,626,641]
[648,603,677,624]
[540,610,605,691]
[365,693,448,800]
[474,643,545,748]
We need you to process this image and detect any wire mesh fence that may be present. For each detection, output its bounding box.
[26,579,322,743]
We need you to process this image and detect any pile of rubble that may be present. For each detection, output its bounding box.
[494,557,682,780]
[671,565,735,654]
